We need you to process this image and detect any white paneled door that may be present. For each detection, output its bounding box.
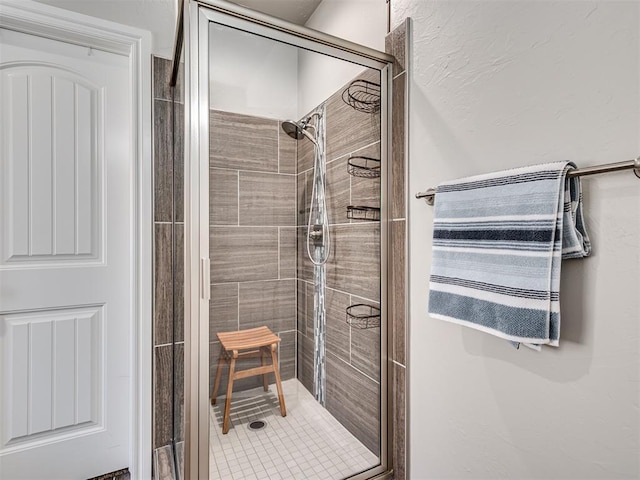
[0,26,134,479]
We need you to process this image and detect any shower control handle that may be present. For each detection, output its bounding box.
[309,224,324,246]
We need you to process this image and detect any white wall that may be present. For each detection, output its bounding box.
[33,0,176,58]
[209,23,298,120]
[298,0,386,116]
[392,1,640,478]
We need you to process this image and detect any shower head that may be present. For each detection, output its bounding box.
[281,120,305,140]
[281,116,318,145]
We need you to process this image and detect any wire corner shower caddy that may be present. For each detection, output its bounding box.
[347,156,381,178]
[342,79,381,114]
[346,304,381,329]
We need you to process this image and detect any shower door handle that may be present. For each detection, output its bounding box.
[201,257,210,301]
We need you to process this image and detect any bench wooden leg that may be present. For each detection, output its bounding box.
[210,352,225,405]
[261,348,269,392]
[222,355,236,434]
[270,344,286,417]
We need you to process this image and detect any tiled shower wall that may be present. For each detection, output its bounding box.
[153,56,185,454]
[208,110,298,393]
[297,68,382,456]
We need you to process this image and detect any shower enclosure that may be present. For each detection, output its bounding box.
[173,1,394,478]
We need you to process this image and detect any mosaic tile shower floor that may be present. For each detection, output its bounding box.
[210,379,378,480]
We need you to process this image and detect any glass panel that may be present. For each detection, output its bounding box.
[208,21,383,480]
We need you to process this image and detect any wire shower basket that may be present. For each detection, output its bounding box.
[347,156,381,178]
[347,205,380,221]
[342,79,381,114]
[346,304,381,329]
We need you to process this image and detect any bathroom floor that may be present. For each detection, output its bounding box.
[210,379,378,480]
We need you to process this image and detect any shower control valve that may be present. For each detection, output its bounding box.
[309,224,324,246]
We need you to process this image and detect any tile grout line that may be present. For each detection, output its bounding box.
[392,359,406,369]
[211,165,297,176]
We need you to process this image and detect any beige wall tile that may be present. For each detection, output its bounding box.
[239,172,295,226]
[391,73,406,220]
[279,227,296,278]
[210,227,278,283]
[278,122,297,174]
[238,279,296,333]
[326,352,380,455]
[326,224,381,302]
[210,110,278,172]
[210,168,238,225]
[210,283,239,339]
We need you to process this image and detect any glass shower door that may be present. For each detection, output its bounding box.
[181,2,393,478]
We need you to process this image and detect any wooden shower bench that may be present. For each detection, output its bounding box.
[210,326,287,434]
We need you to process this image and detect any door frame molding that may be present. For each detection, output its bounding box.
[0,1,153,478]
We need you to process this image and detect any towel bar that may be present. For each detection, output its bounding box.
[416,157,640,205]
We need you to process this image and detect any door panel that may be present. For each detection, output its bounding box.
[0,27,132,480]
[2,64,102,265]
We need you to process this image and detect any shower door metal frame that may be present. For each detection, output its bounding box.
[180,1,395,478]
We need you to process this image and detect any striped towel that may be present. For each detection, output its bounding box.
[428,161,591,348]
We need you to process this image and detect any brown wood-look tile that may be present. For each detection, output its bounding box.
[296,227,313,282]
[326,224,381,302]
[153,56,183,103]
[326,69,381,163]
[326,352,380,456]
[393,363,406,480]
[296,332,314,394]
[278,330,296,380]
[239,172,295,226]
[209,341,263,394]
[210,110,278,172]
[154,445,174,480]
[154,345,172,448]
[154,224,172,346]
[238,279,296,333]
[174,104,185,223]
[278,122,297,174]
[390,220,406,364]
[210,283,238,339]
[279,227,296,278]
[175,225,185,343]
[297,131,314,173]
[385,20,407,76]
[154,99,184,223]
[325,287,350,363]
[391,73,406,220]
[296,280,307,336]
[305,282,314,335]
[154,99,172,223]
[326,157,351,225]
[210,168,238,225]
[349,142,381,213]
[297,172,311,227]
[350,295,381,381]
[174,343,185,442]
[210,227,278,283]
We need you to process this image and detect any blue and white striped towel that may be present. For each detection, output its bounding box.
[427,161,591,348]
